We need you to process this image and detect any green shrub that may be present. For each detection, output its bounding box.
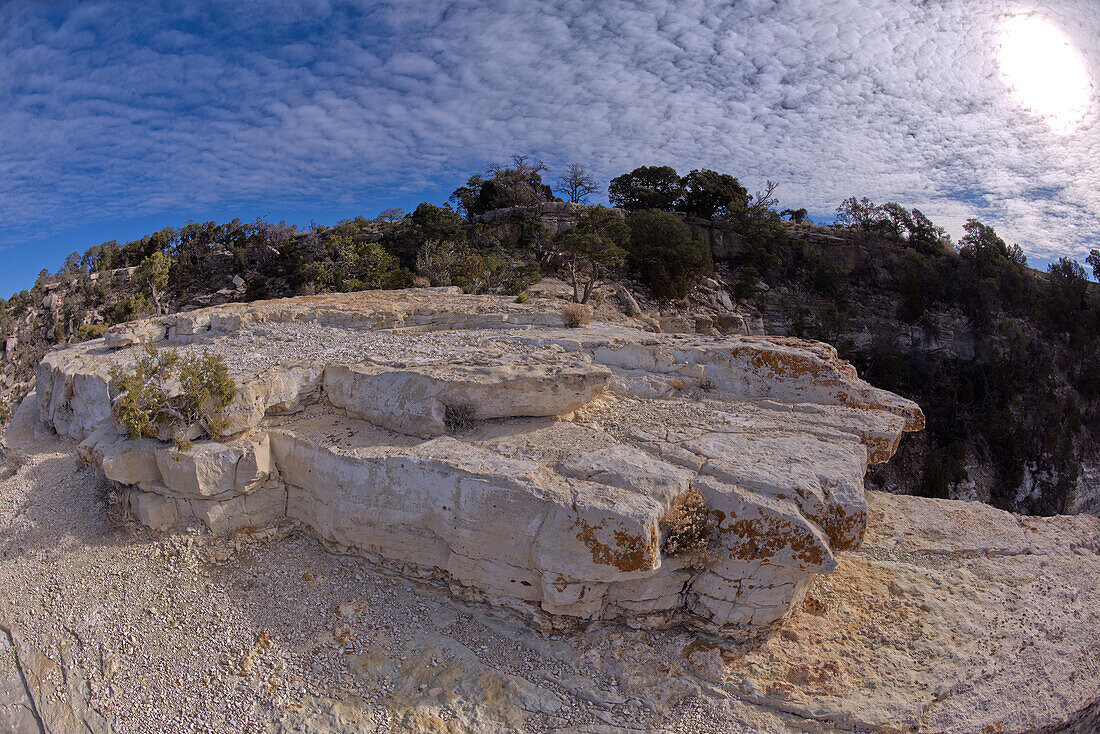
[104,293,155,325]
[77,323,110,341]
[177,349,236,439]
[732,266,762,300]
[504,262,541,296]
[109,344,236,442]
[109,344,178,440]
[245,276,270,301]
[626,209,712,300]
[807,251,846,298]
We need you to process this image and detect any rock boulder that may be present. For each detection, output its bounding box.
[32,289,923,636]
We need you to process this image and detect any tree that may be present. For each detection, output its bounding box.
[385,202,467,268]
[906,209,950,254]
[1087,250,1100,281]
[835,197,883,231]
[81,241,121,272]
[344,240,401,291]
[121,227,177,267]
[626,209,712,300]
[781,208,808,223]
[879,202,914,240]
[450,155,556,217]
[747,180,780,218]
[415,239,465,287]
[485,155,553,209]
[554,163,601,204]
[373,208,406,226]
[62,251,83,274]
[136,251,171,315]
[1044,257,1089,334]
[679,169,749,219]
[449,173,487,217]
[1048,257,1087,283]
[608,166,683,211]
[557,207,629,304]
[958,219,1026,267]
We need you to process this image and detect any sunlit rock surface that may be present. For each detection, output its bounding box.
[34,290,922,635]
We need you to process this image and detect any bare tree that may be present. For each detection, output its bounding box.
[555,163,601,204]
[748,180,780,216]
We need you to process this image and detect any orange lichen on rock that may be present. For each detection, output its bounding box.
[572,516,661,573]
[717,514,830,568]
[728,345,840,385]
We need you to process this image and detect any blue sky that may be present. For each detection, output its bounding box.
[2,0,1099,298]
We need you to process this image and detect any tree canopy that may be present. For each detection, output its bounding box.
[679,169,749,219]
[556,207,629,304]
[450,155,556,217]
[608,166,684,211]
[625,209,712,300]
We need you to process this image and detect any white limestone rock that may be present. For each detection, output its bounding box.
[129,488,179,531]
[153,432,273,499]
[323,358,611,437]
[34,289,924,636]
[555,445,693,505]
[104,319,166,348]
[224,362,325,434]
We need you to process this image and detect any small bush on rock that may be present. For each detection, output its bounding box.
[444,402,476,433]
[77,323,109,341]
[660,486,719,568]
[561,303,592,328]
[177,349,236,439]
[109,343,237,443]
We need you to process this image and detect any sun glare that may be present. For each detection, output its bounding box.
[998,14,1092,133]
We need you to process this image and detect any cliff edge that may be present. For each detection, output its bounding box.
[0,289,1096,733]
[32,289,921,635]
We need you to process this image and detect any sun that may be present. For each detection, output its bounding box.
[997,14,1092,133]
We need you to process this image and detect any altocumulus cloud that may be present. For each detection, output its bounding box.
[0,0,1098,265]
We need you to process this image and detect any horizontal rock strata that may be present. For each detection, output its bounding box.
[31,290,922,635]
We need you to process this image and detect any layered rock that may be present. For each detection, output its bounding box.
[31,290,922,635]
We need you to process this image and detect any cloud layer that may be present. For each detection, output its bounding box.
[1,0,1098,266]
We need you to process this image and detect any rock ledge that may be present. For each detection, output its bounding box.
[32,290,922,635]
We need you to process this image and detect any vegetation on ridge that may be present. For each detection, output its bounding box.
[109,344,236,447]
[3,155,1100,516]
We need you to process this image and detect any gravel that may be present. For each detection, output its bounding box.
[0,428,805,733]
[106,323,543,378]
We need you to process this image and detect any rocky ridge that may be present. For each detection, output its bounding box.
[32,289,922,637]
[0,289,1097,733]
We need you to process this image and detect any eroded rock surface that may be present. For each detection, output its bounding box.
[34,290,923,635]
[1,422,1097,734]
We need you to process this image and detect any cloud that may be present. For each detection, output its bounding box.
[0,0,1098,265]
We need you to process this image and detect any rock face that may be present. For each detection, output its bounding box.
[2,419,1098,734]
[32,290,922,635]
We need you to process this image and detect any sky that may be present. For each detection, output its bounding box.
[1,0,1099,298]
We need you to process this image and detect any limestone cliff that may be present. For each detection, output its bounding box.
[2,289,1097,733]
[31,289,922,635]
